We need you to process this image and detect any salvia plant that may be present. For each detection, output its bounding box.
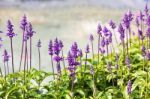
[0,5,150,99]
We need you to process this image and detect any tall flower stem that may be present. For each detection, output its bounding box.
[84,53,88,73]
[0,67,3,77]
[51,55,55,79]
[129,28,131,47]
[7,61,9,74]
[126,30,129,55]
[10,38,14,73]
[26,44,29,71]
[61,50,66,73]
[29,37,32,69]
[23,41,27,99]
[4,63,6,80]
[98,35,100,65]
[38,47,41,71]
[19,31,25,71]
[71,77,75,96]
[91,40,94,60]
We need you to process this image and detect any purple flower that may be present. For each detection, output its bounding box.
[141,45,146,56]
[24,30,30,41]
[102,26,109,36]
[67,51,77,77]
[139,11,144,21]
[53,55,62,62]
[56,63,61,76]
[37,39,41,48]
[146,27,150,37]
[2,49,9,62]
[20,15,27,31]
[144,4,149,16]
[127,10,133,21]
[118,23,125,41]
[122,13,130,29]
[48,40,53,55]
[89,34,94,41]
[109,20,116,29]
[125,56,130,69]
[146,51,150,60]
[59,40,63,49]
[97,23,102,35]
[26,22,35,38]
[146,15,150,26]
[127,80,132,95]
[99,47,105,54]
[101,37,105,47]
[71,42,79,58]
[85,44,90,53]
[78,49,83,57]
[138,29,144,40]
[7,20,16,38]
[53,38,61,55]
[135,17,140,27]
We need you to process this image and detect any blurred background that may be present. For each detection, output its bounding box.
[0,0,149,72]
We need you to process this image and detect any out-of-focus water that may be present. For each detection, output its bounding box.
[0,0,148,74]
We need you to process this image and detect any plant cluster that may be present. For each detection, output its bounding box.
[0,4,150,99]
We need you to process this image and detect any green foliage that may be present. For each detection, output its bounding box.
[0,40,150,99]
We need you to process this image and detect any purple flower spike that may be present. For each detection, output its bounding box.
[102,26,109,36]
[146,15,150,26]
[67,51,77,77]
[146,27,150,37]
[146,51,150,60]
[127,80,132,95]
[125,56,130,69]
[78,49,83,57]
[37,39,41,48]
[7,20,16,38]
[89,34,94,41]
[109,20,116,29]
[144,4,149,16]
[118,23,125,41]
[139,11,144,21]
[53,55,62,62]
[138,29,144,40]
[3,50,9,62]
[99,47,105,54]
[101,37,105,47]
[127,10,133,21]
[20,14,27,31]
[122,13,130,29]
[141,45,146,56]
[53,38,61,55]
[56,63,61,75]
[48,40,53,55]
[71,42,79,58]
[85,44,90,53]
[97,23,102,35]
[26,22,35,37]
[59,40,63,50]
[135,17,140,27]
